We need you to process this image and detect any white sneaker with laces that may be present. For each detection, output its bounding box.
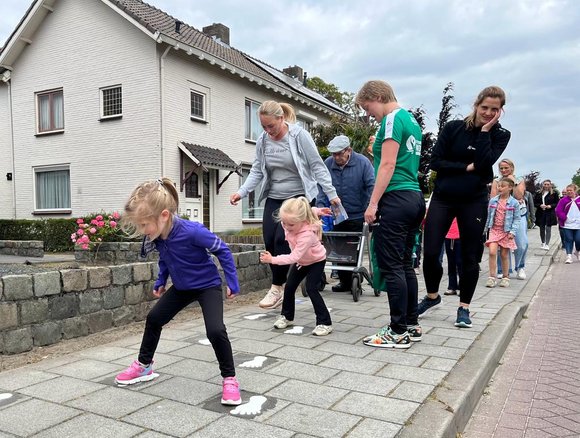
[565,255,573,264]
[312,325,333,336]
[516,268,526,280]
[259,287,283,309]
[274,316,293,329]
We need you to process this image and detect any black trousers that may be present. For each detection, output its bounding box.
[138,285,235,378]
[334,218,364,287]
[281,260,331,326]
[374,190,426,334]
[423,194,488,305]
[263,197,309,286]
[445,238,462,291]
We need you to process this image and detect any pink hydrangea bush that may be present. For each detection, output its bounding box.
[71,212,122,249]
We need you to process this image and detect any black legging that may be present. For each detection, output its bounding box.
[139,285,235,377]
[263,196,311,286]
[423,195,488,305]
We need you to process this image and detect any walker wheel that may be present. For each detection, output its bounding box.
[352,276,361,302]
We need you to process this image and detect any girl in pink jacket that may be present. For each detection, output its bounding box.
[260,197,333,336]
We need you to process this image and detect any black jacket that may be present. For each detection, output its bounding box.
[534,192,559,227]
[431,120,511,201]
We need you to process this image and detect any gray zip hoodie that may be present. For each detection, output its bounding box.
[238,123,337,203]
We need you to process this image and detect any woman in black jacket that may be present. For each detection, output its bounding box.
[418,86,511,328]
[534,180,559,249]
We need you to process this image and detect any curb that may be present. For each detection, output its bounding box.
[398,246,557,438]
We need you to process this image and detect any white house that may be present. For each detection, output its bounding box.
[0,0,345,232]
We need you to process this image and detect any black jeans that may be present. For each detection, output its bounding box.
[334,218,364,287]
[374,190,426,334]
[139,286,235,378]
[423,194,488,305]
[263,197,307,286]
[281,260,331,326]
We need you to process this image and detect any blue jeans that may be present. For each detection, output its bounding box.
[563,228,580,254]
[514,213,529,270]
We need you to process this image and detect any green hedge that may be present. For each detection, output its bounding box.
[0,219,77,252]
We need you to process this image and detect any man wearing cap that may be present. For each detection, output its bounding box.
[317,135,375,292]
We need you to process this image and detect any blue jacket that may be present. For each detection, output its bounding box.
[316,151,375,220]
[153,217,240,293]
[485,195,521,235]
[238,123,337,203]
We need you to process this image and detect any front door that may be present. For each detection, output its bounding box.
[183,169,202,223]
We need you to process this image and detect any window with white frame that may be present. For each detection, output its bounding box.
[36,89,64,133]
[245,99,262,141]
[100,85,122,118]
[241,165,265,220]
[34,165,71,211]
[190,90,206,121]
[296,118,312,132]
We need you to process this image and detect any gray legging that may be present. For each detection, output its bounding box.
[539,224,552,245]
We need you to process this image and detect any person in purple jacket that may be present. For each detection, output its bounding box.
[115,177,241,406]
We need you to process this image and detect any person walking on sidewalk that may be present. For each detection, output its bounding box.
[534,179,559,250]
[484,177,521,291]
[230,101,339,311]
[116,178,242,406]
[260,197,334,336]
[316,134,375,293]
[355,80,426,349]
[490,158,529,280]
[418,86,511,328]
[444,218,462,296]
[555,184,580,264]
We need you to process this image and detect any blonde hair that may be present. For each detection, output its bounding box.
[498,158,515,174]
[355,80,397,106]
[121,177,179,235]
[465,86,506,129]
[277,197,322,239]
[498,177,515,189]
[566,184,579,195]
[259,101,296,123]
[541,179,553,194]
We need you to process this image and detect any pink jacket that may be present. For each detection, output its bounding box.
[446,218,460,240]
[270,223,326,266]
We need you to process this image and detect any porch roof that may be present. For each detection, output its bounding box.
[178,142,239,171]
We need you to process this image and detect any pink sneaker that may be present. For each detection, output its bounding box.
[221,376,241,405]
[115,360,156,385]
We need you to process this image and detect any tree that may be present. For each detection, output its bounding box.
[409,106,435,193]
[572,168,580,187]
[523,170,541,193]
[437,82,458,131]
[305,76,354,113]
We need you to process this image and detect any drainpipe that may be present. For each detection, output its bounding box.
[4,71,17,218]
[159,45,171,177]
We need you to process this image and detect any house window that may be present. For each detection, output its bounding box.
[190,91,205,121]
[296,118,312,132]
[34,165,71,211]
[245,99,262,141]
[101,85,122,118]
[36,89,64,133]
[241,165,265,220]
[185,172,199,198]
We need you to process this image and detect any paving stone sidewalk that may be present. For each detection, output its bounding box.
[0,231,556,437]
[462,248,580,438]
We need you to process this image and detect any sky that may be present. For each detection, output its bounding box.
[1,0,579,190]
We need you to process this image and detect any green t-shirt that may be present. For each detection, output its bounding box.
[373,108,422,193]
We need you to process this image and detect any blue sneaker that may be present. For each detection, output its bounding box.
[454,307,472,328]
[417,294,441,317]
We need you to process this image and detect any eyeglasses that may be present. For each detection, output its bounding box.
[331,149,349,157]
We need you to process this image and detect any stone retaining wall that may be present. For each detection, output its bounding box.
[1,250,270,354]
[0,240,44,258]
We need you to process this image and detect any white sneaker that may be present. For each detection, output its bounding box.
[516,268,526,280]
[565,255,573,264]
[496,273,503,279]
[542,243,549,250]
[486,277,497,288]
[274,315,293,329]
[259,287,283,309]
[312,325,333,336]
[499,277,510,288]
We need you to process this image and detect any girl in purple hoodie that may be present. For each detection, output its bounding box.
[260,197,333,336]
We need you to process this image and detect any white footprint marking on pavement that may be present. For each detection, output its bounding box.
[0,393,13,401]
[244,314,268,320]
[285,326,304,334]
[198,338,211,345]
[239,356,267,368]
[230,395,267,416]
